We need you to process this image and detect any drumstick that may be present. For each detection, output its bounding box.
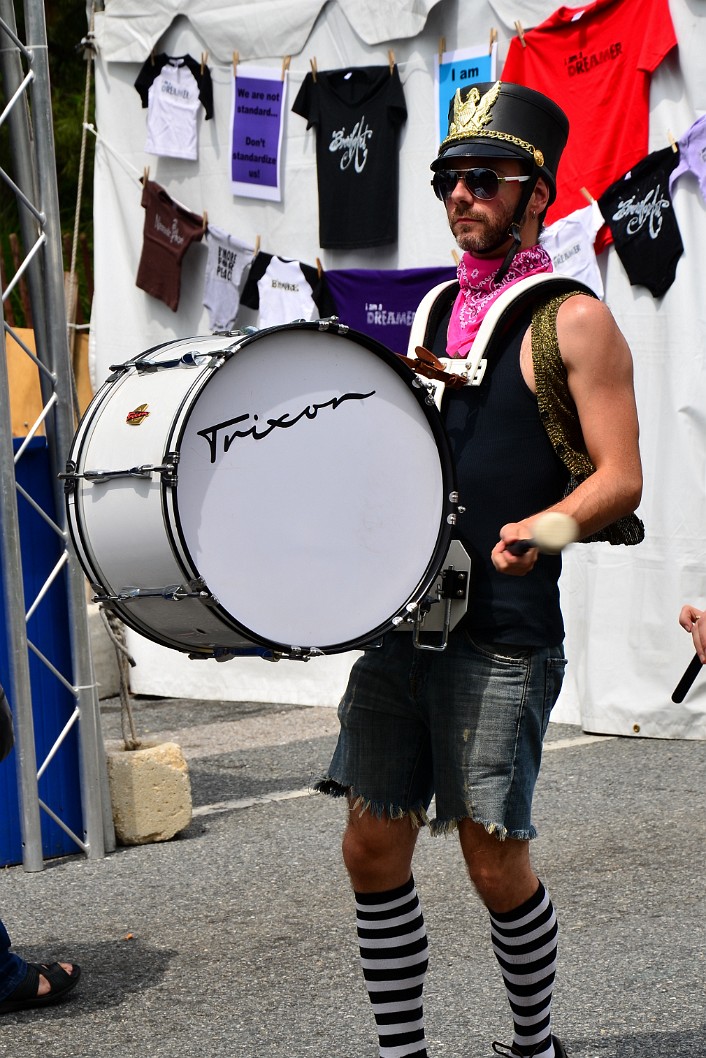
[671,652,704,703]
[506,512,579,556]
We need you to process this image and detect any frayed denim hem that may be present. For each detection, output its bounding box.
[429,814,537,841]
[314,779,537,840]
[314,777,430,829]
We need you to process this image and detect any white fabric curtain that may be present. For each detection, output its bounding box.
[89,0,706,738]
[94,0,445,62]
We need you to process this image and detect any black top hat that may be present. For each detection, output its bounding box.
[430,80,569,205]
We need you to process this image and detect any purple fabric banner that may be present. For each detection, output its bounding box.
[325,266,457,355]
[231,68,287,201]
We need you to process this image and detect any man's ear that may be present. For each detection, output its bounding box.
[532,176,551,215]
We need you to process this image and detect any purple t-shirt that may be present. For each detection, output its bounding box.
[325,266,457,355]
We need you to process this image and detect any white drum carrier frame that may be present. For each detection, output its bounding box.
[64,321,470,661]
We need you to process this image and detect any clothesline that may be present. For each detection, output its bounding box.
[84,122,141,183]
[85,121,296,272]
[85,122,208,217]
[173,54,430,89]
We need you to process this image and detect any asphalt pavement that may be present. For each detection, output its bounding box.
[1,692,704,1058]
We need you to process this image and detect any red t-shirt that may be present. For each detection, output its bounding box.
[502,0,677,249]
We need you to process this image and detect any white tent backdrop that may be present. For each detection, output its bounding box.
[89,0,706,738]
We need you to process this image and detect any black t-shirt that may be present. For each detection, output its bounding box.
[292,65,407,250]
[598,146,683,298]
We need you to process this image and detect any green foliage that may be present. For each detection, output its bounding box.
[0,0,94,325]
[44,0,95,233]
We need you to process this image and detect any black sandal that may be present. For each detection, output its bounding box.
[0,962,81,1014]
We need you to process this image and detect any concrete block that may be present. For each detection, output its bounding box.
[105,740,192,846]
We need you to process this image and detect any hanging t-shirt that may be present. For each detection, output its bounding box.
[669,114,706,206]
[325,266,457,355]
[501,0,677,248]
[203,226,255,331]
[291,65,407,250]
[540,201,605,298]
[135,179,205,311]
[134,53,214,161]
[239,252,336,329]
[598,146,683,298]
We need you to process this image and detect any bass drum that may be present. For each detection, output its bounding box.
[65,322,460,658]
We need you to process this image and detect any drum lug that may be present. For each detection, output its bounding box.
[61,460,78,494]
[59,458,180,486]
[91,583,212,603]
[279,645,326,661]
[411,376,446,410]
[106,362,130,382]
[162,451,180,486]
[317,316,348,334]
[129,351,229,374]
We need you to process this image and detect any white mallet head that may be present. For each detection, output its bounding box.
[530,512,579,554]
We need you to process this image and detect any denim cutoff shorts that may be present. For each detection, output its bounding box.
[315,629,566,839]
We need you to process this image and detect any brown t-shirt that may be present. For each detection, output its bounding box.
[135,179,204,311]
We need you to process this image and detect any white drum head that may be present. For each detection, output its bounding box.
[173,326,452,651]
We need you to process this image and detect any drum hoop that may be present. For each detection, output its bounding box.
[65,369,136,597]
[167,322,459,654]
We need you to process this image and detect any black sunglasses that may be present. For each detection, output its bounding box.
[432,167,531,202]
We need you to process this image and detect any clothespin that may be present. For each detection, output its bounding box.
[580,186,595,204]
[202,209,208,233]
[310,57,318,82]
[316,257,323,278]
[514,20,526,47]
[438,37,446,64]
[142,166,150,185]
[388,49,395,75]
[451,249,460,265]
[254,234,261,257]
[281,55,291,81]
[489,27,498,53]
[233,51,239,77]
[667,129,678,153]
[200,52,208,75]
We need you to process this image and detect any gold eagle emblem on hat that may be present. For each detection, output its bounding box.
[439,80,544,166]
[448,80,502,139]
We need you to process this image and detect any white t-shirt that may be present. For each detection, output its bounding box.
[203,226,255,331]
[540,201,605,299]
[135,53,214,161]
[240,253,334,330]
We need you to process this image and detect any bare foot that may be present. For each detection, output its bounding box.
[37,963,75,997]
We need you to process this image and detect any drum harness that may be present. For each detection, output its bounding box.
[393,274,603,651]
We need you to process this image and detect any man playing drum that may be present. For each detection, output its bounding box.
[315,81,643,1058]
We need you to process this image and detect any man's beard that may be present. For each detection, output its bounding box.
[449,201,519,256]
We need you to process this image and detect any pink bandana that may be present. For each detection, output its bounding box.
[446,245,553,358]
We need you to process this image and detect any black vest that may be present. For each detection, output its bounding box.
[442,307,569,646]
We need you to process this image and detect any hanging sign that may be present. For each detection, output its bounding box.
[435,44,498,147]
[231,66,288,200]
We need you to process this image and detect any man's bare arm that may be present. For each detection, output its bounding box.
[493,294,643,574]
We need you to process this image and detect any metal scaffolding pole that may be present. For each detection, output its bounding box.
[0,0,113,869]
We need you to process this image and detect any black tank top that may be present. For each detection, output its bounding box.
[442,308,570,646]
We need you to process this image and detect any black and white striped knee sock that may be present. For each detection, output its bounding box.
[489,880,558,1058]
[355,875,429,1058]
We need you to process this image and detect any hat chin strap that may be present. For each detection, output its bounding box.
[492,172,539,286]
